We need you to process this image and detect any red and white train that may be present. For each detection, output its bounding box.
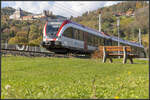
[41,19,146,57]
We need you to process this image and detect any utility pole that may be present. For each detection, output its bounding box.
[139,28,142,46]
[117,17,120,46]
[116,15,120,58]
[99,11,101,32]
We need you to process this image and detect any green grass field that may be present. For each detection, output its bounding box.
[1,56,149,99]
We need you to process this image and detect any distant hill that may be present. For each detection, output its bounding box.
[1,6,67,20]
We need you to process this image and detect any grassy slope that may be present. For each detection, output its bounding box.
[1,56,149,99]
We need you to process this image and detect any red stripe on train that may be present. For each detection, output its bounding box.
[56,20,70,37]
[44,22,48,36]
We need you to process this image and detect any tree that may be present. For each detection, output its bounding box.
[8,31,28,44]
[135,6,149,34]
[70,16,73,20]
[30,24,39,33]
[8,36,28,44]
[10,26,20,33]
[16,31,28,38]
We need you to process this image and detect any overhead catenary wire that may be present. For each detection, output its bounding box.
[58,2,101,16]
[51,2,110,18]
[52,7,74,17]
[53,4,80,17]
[53,2,100,17]
[58,3,83,15]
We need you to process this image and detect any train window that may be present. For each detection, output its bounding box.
[94,35,96,46]
[87,33,89,45]
[94,35,97,46]
[95,36,98,46]
[97,37,99,46]
[112,41,114,46]
[77,30,80,40]
[82,31,84,41]
[79,30,83,41]
[109,39,112,46]
[94,36,96,46]
[91,35,94,46]
[88,34,91,45]
[88,33,91,45]
[114,41,117,46]
[100,38,103,46]
[92,35,95,46]
[116,42,118,46]
[100,38,102,46]
[72,28,75,39]
[104,39,107,46]
[90,34,93,46]
[115,41,117,46]
[106,39,109,46]
[112,41,116,46]
[105,39,110,46]
[74,29,78,40]
[63,27,73,38]
[101,38,104,46]
[91,34,93,46]
[97,37,100,46]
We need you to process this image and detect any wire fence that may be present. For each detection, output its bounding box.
[1,43,50,53]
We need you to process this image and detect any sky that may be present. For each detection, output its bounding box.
[2,1,121,18]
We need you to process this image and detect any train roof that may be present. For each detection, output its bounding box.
[110,36,144,48]
[67,20,107,38]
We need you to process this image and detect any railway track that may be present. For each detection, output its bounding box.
[1,49,90,59]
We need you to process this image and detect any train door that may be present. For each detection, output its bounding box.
[84,32,88,51]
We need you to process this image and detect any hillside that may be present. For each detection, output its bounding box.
[1,7,66,46]
[72,1,149,46]
[1,6,45,46]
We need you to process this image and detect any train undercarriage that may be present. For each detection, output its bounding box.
[41,41,92,54]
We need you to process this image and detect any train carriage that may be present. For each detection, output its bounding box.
[41,19,146,57]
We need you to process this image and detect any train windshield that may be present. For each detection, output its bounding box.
[46,21,63,38]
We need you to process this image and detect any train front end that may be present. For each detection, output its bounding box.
[41,19,67,53]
